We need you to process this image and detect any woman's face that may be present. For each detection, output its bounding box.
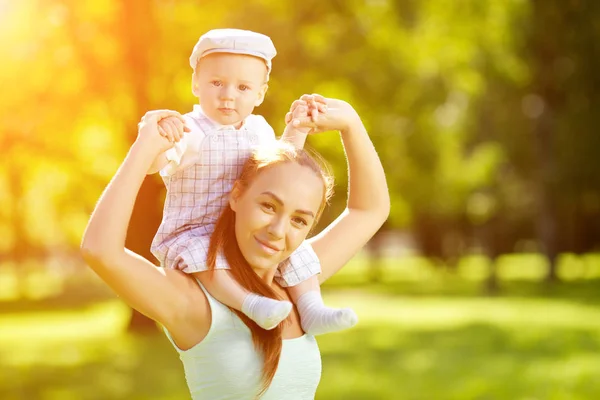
[230,162,324,272]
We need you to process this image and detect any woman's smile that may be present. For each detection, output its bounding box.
[254,236,281,255]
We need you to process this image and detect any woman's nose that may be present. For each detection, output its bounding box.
[267,217,286,239]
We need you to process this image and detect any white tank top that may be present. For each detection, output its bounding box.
[164,282,322,399]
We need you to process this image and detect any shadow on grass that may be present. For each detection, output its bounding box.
[324,276,600,306]
[6,278,600,316]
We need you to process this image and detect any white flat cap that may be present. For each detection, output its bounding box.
[189,29,277,75]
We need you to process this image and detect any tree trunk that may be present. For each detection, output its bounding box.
[529,0,563,283]
[367,227,387,283]
[482,215,502,295]
[8,159,28,297]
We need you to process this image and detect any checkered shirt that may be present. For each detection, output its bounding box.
[150,106,321,287]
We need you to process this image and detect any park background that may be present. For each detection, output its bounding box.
[2,0,600,399]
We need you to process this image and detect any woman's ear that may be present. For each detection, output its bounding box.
[229,182,242,212]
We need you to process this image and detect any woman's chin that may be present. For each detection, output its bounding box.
[247,256,278,273]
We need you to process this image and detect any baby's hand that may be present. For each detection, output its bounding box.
[137,110,188,154]
[302,93,328,124]
[285,94,328,134]
[287,96,361,134]
[285,100,313,134]
[158,115,190,143]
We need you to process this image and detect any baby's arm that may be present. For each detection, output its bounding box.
[278,96,358,336]
[147,116,190,174]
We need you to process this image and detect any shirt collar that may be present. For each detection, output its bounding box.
[192,105,246,130]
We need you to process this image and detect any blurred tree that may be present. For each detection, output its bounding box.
[3,0,600,306]
[508,0,600,281]
[117,0,163,332]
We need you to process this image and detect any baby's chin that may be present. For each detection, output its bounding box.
[208,111,245,127]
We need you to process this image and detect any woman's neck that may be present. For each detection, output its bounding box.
[251,266,278,286]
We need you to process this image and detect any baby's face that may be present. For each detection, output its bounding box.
[193,53,268,127]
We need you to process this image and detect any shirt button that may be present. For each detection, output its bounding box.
[212,135,219,142]
[249,134,258,143]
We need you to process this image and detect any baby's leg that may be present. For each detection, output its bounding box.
[280,242,358,336]
[288,276,358,336]
[194,270,292,330]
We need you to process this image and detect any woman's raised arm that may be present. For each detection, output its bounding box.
[301,98,390,283]
[80,110,195,327]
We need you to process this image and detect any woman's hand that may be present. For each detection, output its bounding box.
[137,110,189,154]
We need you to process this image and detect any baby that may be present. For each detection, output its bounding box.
[149,29,357,335]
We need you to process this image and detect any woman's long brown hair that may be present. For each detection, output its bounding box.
[207,142,333,398]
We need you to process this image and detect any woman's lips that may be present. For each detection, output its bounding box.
[254,237,280,255]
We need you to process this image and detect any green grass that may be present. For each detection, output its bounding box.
[2,289,600,399]
[318,293,600,400]
[2,254,600,399]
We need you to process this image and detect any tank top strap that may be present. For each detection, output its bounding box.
[195,278,225,312]
[163,278,244,352]
[194,278,243,335]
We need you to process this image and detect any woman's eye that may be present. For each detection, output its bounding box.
[261,202,275,212]
[292,217,308,227]
[239,85,249,91]
[211,80,222,87]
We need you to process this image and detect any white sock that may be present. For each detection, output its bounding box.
[241,293,293,330]
[296,291,358,336]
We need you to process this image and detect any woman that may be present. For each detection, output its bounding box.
[80,96,390,399]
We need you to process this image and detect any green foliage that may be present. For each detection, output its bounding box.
[2,0,599,260]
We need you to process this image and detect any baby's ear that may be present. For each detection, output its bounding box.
[254,83,269,107]
[191,73,201,97]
